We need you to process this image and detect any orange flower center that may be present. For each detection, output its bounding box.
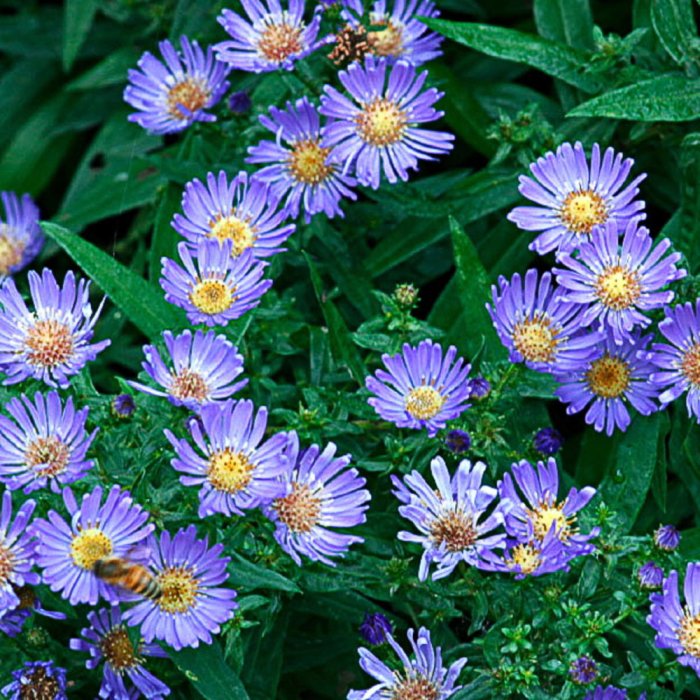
[258,20,303,63]
[25,436,70,478]
[25,319,74,368]
[289,139,333,185]
[167,78,210,119]
[17,666,61,700]
[274,484,322,533]
[586,355,631,399]
[391,675,440,700]
[368,19,404,58]
[429,509,477,552]
[100,626,140,672]
[170,368,209,402]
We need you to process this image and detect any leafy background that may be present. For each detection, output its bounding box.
[3,0,700,698]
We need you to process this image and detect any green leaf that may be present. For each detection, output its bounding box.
[41,221,186,339]
[675,133,700,272]
[63,0,99,71]
[533,0,595,50]
[150,183,182,282]
[651,0,698,68]
[424,18,604,93]
[67,46,142,91]
[567,75,700,121]
[170,641,250,700]
[228,553,301,594]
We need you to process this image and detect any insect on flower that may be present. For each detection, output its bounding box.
[93,550,162,601]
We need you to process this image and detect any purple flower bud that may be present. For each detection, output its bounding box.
[533,427,563,456]
[445,429,471,454]
[569,655,598,684]
[654,524,680,551]
[468,376,491,399]
[359,613,392,646]
[637,561,663,589]
[112,393,136,418]
[228,91,251,114]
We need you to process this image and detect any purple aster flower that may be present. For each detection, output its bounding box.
[359,612,392,645]
[165,399,291,518]
[247,97,357,221]
[160,240,272,327]
[638,562,664,589]
[497,458,599,558]
[319,56,454,189]
[123,525,238,650]
[70,606,170,700]
[554,219,685,344]
[228,91,251,113]
[0,192,42,278]
[569,655,598,684]
[533,427,563,456]
[112,394,136,419]
[365,339,471,437]
[0,391,97,493]
[554,331,660,436]
[124,36,230,135]
[468,376,491,399]
[487,268,602,372]
[445,429,471,454]
[214,0,322,73]
[0,492,38,615]
[507,141,647,256]
[655,524,681,552]
[130,330,247,411]
[348,626,467,700]
[31,485,154,606]
[0,585,66,638]
[392,457,507,581]
[494,527,573,578]
[172,170,295,259]
[0,268,110,388]
[583,687,632,700]
[263,432,370,566]
[647,301,700,422]
[1,661,68,700]
[341,0,443,65]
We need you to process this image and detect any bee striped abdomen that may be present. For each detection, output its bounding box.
[93,556,162,601]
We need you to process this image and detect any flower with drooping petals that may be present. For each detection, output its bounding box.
[348,626,467,700]
[319,56,454,189]
[554,219,685,344]
[392,457,507,580]
[160,240,272,327]
[165,399,291,517]
[31,485,154,606]
[0,391,97,493]
[508,141,647,255]
[215,0,322,73]
[123,525,238,650]
[1,661,68,700]
[492,527,573,579]
[70,606,170,700]
[365,339,471,437]
[0,192,42,278]
[130,329,247,411]
[173,170,295,258]
[359,612,392,646]
[264,431,370,565]
[124,36,230,135]
[0,268,110,388]
[655,524,681,552]
[247,97,357,221]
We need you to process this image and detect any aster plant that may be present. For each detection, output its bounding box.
[0,191,42,278]
[1,661,68,700]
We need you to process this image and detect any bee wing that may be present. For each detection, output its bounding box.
[124,543,154,566]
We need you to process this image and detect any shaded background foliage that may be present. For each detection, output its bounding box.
[3,0,700,698]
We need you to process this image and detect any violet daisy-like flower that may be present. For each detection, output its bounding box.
[172,170,295,259]
[348,626,467,700]
[392,457,507,581]
[490,527,572,579]
[0,192,42,278]
[365,339,471,437]
[319,56,454,189]
[1,661,68,700]
[70,606,170,700]
[554,331,660,436]
[123,525,237,650]
[584,687,635,700]
[247,97,357,221]
[638,562,664,590]
[160,240,272,327]
[497,458,599,559]
[555,219,685,344]
[487,268,602,372]
[648,562,700,676]
[214,0,322,73]
[31,486,154,606]
[165,399,291,518]
[655,524,681,552]
[0,268,110,388]
[124,36,230,135]
[647,301,700,422]
[508,141,647,256]
[130,329,247,411]
[263,431,370,566]
[0,491,38,614]
[0,585,66,638]
[0,391,97,493]
[359,612,392,646]
[569,655,598,684]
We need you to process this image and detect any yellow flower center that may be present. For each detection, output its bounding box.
[682,343,700,387]
[258,20,303,63]
[391,676,440,700]
[170,368,209,403]
[209,215,256,256]
[156,566,199,614]
[25,319,74,368]
[25,436,70,478]
[368,19,404,58]
[560,189,607,235]
[70,528,113,570]
[0,226,24,275]
[189,279,234,315]
[100,626,140,672]
[207,448,255,494]
[405,385,445,420]
[595,265,642,311]
[679,610,700,658]
[289,139,333,185]
[356,98,407,147]
[18,666,61,700]
[512,316,558,363]
[430,509,477,552]
[527,502,573,541]
[508,543,543,575]
[166,78,210,120]
[586,355,631,399]
[274,484,322,533]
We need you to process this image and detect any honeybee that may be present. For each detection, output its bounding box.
[93,556,162,601]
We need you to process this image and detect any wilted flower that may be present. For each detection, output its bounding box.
[654,524,681,552]
[359,612,392,646]
[0,191,43,277]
